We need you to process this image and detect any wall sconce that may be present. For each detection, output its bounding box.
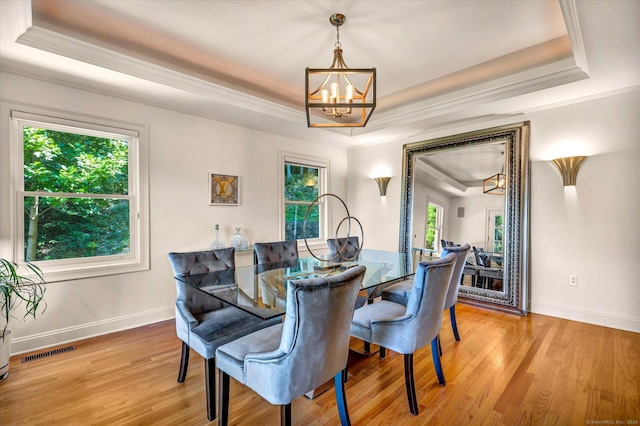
[374,177,391,196]
[552,156,587,186]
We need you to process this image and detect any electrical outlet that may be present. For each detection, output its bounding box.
[569,275,578,286]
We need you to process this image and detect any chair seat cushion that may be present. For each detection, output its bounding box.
[189,307,281,358]
[350,300,406,343]
[381,279,413,305]
[215,323,284,384]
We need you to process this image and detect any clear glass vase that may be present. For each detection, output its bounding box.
[232,227,245,250]
[209,224,224,249]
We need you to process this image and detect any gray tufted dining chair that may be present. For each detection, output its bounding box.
[382,244,470,343]
[350,254,456,415]
[327,236,373,311]
[254,240,299,264]
[216,265,367,426]
[168,248,282,421]
[327,236,360,261]
[254,241,299,310]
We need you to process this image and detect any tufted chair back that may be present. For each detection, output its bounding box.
[327,236,360,261]
[168,248,236,338]
[440,243,471,310]
[388,253,457,354]
[254,240,298,264]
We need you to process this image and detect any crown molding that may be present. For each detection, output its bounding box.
[16,25,302,123]
[560,0,590,76]
[367,61,589,131]
[5,0,32,39]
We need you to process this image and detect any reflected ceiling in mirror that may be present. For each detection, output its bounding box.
[414,143,506,197]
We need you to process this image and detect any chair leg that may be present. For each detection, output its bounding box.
[403,353,419,415]
[205,357,216,421]
[281,404,292,426]
[363,341,371,353]
[450,305,460,341]
[177,341,189,383]
[431,337,446,385]
[218,369,230,426]
[437,334,442,356]
[334,370,351,426]
[379,346,386,359]
[342,365,349,384]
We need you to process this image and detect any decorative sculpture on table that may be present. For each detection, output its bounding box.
[303,193,363,262]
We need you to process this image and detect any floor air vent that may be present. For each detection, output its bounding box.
[22,345,76,363]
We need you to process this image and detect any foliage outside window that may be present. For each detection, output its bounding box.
[493,214,503,253]
[23,127,130,261]
[284,163,321,241]
[9,109,149,281]
[425,201,443,251]
[282,154,327,244]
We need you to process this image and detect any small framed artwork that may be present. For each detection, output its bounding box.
[209,173,239,205]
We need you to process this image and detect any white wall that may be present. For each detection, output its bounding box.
[0,72,348,353]
[349,89,640,332]
[448,191,505,249]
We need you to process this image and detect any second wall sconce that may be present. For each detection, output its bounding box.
[374,177,391,196]
[552,156,587,186]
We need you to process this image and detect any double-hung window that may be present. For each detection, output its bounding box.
[425,199,444,251]
[7,109,149,281]
[281,153,328,245]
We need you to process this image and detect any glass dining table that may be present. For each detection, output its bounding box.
[173,249,415,320]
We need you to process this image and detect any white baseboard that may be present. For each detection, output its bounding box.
[10,306,175,356]
[530,301,640,333]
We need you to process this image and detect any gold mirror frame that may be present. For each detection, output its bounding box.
[399,122,530,314]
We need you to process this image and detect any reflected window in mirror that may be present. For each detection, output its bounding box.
[425,199,444,252]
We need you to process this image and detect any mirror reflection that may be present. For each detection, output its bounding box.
[400,122,530,314]
[412,143,506,293]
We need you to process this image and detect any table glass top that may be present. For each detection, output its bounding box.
[174,249,413,320]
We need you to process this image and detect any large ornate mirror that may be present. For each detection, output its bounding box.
[400,122,530,314]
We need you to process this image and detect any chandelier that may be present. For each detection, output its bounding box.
[483,165,506,195]
[305,13,376,128]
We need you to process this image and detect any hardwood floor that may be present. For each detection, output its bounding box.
[1,303,638,425]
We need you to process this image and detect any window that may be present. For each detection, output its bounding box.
[8,109,149,281]
[425,200,444,251]
[281,154,327,244]
[486,208,504,253]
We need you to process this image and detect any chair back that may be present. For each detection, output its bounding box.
[248,265,366,403]
[441,243,471,309]
[254,240,298,264]
[327,236,360,260]
[402,253,457,352]
[168,248,236,313]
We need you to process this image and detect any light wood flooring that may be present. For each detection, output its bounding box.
[1,303,638,425]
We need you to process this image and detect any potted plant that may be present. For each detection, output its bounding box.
[0,258,47,382]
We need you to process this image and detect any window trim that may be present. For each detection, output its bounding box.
[280,152,329,250]
[3,104,150,282]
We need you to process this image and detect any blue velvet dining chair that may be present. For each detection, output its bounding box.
[350,254,456,415]
[327,236,360,261]
[254,240,299,310]
[215,265,367,426]
[254,240,299,264]
[327,236,373,311]
[382,243,470,342]
[167,248,282,421]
